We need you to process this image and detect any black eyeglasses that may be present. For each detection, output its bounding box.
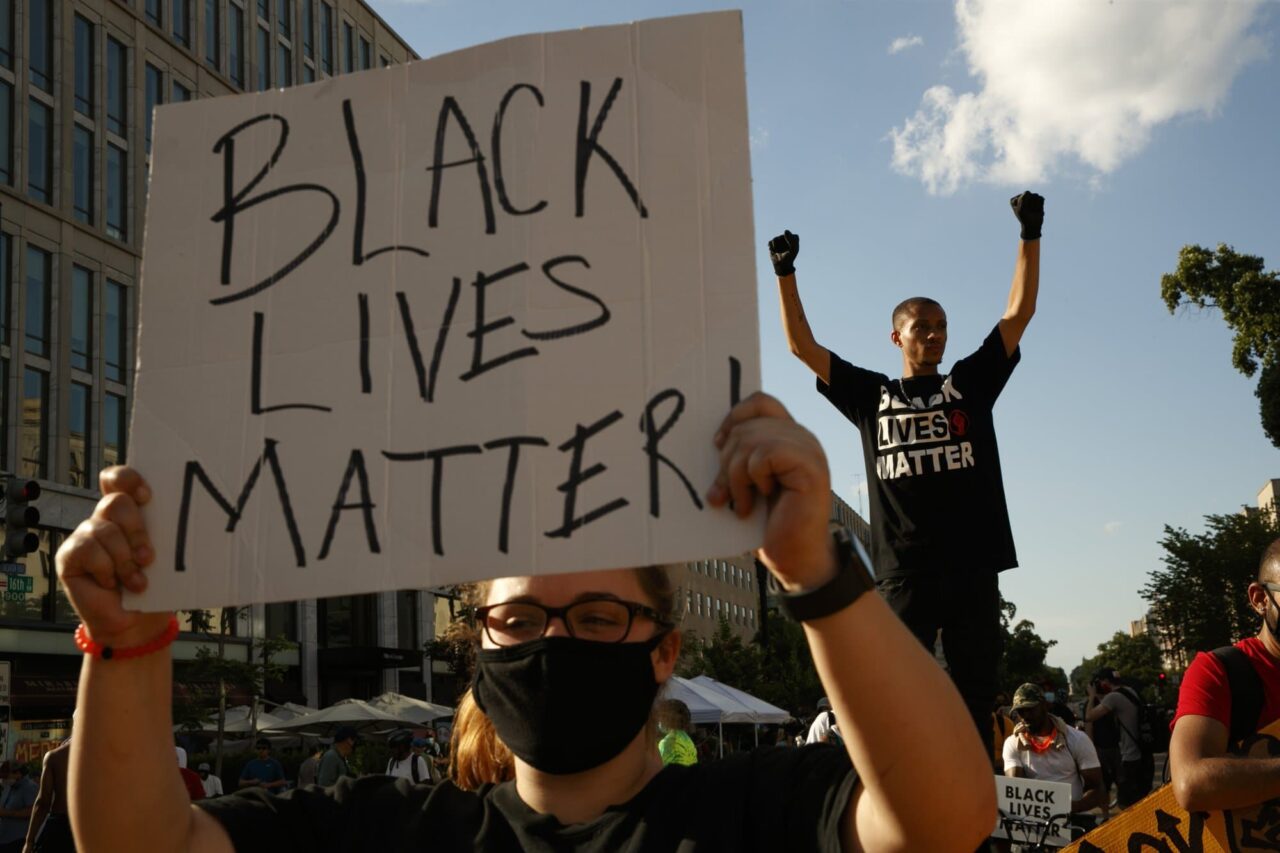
[475,598,671,647]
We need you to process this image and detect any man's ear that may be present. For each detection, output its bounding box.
[890,329,902,348]
[1248,582,1269,615]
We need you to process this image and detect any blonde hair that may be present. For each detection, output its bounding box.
[447,566,678,790]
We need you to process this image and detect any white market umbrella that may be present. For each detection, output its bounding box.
[367,692,454,725]
[262,698,422,736]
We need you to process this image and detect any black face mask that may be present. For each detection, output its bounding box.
[472,634,665,775]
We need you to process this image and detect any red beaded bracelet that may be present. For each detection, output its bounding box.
[74,616,180,661]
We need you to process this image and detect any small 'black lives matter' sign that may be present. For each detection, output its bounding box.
[127,11,761,612]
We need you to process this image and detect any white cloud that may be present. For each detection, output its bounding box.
[889,35,925,55]
[1103,521,1122,536]
[750,126,771,150]
[890,0,1269,194]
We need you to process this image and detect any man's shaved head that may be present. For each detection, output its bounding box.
[1260,537,1280,584]
[892,297,943,331]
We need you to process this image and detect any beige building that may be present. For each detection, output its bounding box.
[0,0,422,760]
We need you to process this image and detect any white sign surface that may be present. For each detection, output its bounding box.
[993,776,1075,847]
[128,12,761,611]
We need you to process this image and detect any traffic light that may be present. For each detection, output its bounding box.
[3,479,41,559]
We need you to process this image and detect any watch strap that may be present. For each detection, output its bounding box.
[777,528,876,622]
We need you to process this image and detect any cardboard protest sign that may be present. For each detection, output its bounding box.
[127,11,761,611]
[1064,719,1280,853]
[994,776,1074,847]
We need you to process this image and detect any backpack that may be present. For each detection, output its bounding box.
[1211,645,1265,746]
[1113,685,1163,755]
[387,755,423,783]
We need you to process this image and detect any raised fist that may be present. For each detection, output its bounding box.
[1009,192,1044,241]
[768,230,800,277]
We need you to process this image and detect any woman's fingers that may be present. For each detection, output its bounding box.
[99,466,152,505]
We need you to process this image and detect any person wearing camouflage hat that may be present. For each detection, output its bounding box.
[1002,683,1106,825]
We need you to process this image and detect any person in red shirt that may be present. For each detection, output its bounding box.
[177,748,206,802]
[1169,538,1280,812]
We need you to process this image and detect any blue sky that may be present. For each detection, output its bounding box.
[373,0,1280,675]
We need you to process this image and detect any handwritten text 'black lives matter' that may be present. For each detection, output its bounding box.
[173,78,742,572]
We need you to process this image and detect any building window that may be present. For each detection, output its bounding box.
[302,0,313,59]
[107,37,127,137]
[173,0,190,46]
[257,0,268,18]
[104,392,126,466]
[145,64,163,153]
[28,0,51,92]
[0,358,7,472]
[257,26,269,90]
[265,601,298,640]
[695,592,702,615]
[319,3,332,73]
[229,4,245,87]
[69,382,91,487]
[26,99,51,204]
[0,0,12,68]
[396,590,418,651]
[0,233,9,344]
[302,64,314,83]
[318,594,378,648]
[277,0,291,40]
[71,266,93,370]
[173,81,191,102]
[277,43,291,87]
[74,16,94,115]
[24,246,50,357]
[205,0,220,69]
[73,126,93,224]
[105,280,127,381]
[106,144,127,240]
[359,36,370,70]
[342,21,352,73]
[0,81,11,185]
[379,54,390,68]
[146,0,162,26]
[21,367,47,478]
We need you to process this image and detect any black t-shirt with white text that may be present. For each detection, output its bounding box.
[816,324,1019,578]
[199,744,857,853]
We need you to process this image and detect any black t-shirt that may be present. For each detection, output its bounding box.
[817,324,1019,577]
[199,744,856,852]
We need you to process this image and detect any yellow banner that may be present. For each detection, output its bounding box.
[1065,719,1279,852]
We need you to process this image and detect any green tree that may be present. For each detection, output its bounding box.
[1160,243,1280,447]
[184,607,294,779]
[1142,507,1279,668]
[1071,632,1165,702]
[997,596,1063,693]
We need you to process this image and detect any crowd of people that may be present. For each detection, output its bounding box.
[6,189,1273,852]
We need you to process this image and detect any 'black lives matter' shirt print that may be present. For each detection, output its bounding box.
[817,324,1019,578]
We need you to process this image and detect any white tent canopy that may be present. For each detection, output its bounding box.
[367,692,454,725]
[690,675,791,724]
[662,677,730,725]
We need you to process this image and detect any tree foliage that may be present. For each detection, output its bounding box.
[1141,508,1279,669]
[996,596,1064,694]
[677,614,822,716]
[1070,631,1166,702]
[1161,243,1280,447]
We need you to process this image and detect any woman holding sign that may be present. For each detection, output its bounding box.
[56,393,994,852]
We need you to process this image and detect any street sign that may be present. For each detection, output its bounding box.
[0,562,26,575]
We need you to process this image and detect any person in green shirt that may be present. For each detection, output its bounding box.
[316,727,358,786]
[656,699,698,766]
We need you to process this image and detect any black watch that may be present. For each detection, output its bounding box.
[777,527,877,622]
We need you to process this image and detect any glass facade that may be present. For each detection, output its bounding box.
[74,16,94,115]
[26,99,51,205]
[107,38,127,137]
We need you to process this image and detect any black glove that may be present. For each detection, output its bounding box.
[1009,191,1044,241]
[768,230,800,276]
